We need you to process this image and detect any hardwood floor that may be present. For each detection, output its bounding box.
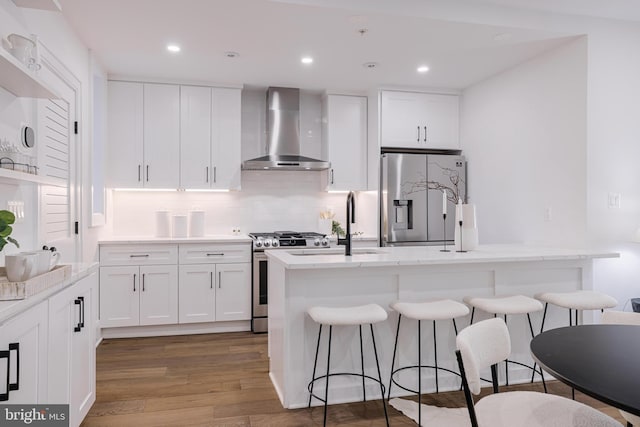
[82,332,626,426]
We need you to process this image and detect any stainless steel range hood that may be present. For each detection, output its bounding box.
[242,87,330,171]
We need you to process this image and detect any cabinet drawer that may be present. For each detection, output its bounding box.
[179,243,250,264]
[99,244,178,266]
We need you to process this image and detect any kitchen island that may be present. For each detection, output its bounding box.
[266,244,617,409]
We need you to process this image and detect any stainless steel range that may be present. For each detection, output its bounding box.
[249,231,330,333]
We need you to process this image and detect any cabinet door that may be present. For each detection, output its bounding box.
[139,265,178,326]
[143,83,180,188]
[211,87,241,190]
[380,91,426,148]
[99,266,139,328]
[422,93,459,149]
[178,264,216,324]
[0,301,47,404]
[215,263,251,321]
[48,274,96,427]
[325,95,368,191]
[180,86,212,189]
[107,81,143,188]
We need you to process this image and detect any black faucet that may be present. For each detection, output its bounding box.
[338,191,356,256]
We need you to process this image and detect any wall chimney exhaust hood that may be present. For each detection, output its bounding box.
[242,87,330,171]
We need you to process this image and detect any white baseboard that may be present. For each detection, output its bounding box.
[101,320,251,339]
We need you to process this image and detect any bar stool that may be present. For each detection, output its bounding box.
[307,304,390,427]
[463,295,547,391]
[387,299,469,426]
[535,290,618,331]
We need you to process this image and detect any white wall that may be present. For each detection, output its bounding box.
[460,37,588,246]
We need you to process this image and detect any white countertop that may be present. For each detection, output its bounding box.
[99,234,252,244]
[265,244,619,269]
[0,262,99,325]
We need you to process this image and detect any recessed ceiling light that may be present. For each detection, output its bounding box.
[363,62,378,69]
[224,51,240,58]
[417,65,430,73]
[167,44,181,53]
[301,56,314,65]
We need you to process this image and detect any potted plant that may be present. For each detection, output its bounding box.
[0,210,19,251]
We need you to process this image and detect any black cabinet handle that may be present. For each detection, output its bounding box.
[213,166,217,183]
[206,166,209,183]
[0,349,9,401]
[74,298,82,332]
[138,165,141,182]
[133,273,137,292]
[142,273,145,292]
[146,165,149,182]
[210,271,213,289]
[417,126,420,142]
[206,253,224,257]
[424,126,427,142]
[218,271,221,289]
[129,254,150,258]
[8,343,19,392]
[79,296,85,329]
[330,169,334,185]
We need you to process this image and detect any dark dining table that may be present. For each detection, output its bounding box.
[530,324,640,418]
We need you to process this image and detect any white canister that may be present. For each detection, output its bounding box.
[454,203,479,251]
[172,215,188,238]
[155,210,171,237]
[189,211,205,237]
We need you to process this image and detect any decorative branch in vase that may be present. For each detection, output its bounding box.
[401,161,465,204]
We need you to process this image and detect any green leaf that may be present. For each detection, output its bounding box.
[6,236,19,248]
[0,225,12,238]
[0,210,15,225]
[0,238,7,252]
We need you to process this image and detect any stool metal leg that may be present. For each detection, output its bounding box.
[433,320,439,393]
[323,325,333,427]
[418,319,422,427]
[540,303,549,334]
[308,324,323,407]
[369,324,390,427]
[504,315,509,386]
[569,308,573,326]
[387,313,402,400]
[469,307,475,325]
[527,313,547,393]
[359,325,366,402]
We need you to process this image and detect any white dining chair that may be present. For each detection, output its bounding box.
[601,310,640,427]
[455,317,622,427]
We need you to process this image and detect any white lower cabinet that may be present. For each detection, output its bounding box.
[0,301,48,404]
[100,265,178,327]
[100,242,251,332]
[48,273,97,427]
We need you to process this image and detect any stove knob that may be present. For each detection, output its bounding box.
[263,239,271,248]
[272,240,279,248]
[254,240,263,248]
[321,238,329,247]
[313,238,320,246]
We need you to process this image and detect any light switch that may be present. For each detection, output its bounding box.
[608,193,621,209]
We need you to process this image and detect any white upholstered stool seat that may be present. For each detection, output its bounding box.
[390,299,469,321]
[463,295,543,315]
[475,390,622,426]
[535,290,618,311]
[308,304,388,326]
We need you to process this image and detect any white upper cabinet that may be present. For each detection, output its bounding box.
[323,94,368,191]
[211,87,241,190]
[107,81,143,188]
[380,90,459,150]
[144,84,180,188]
[179,86,241,190]
[180,86,212,189]
[108,81,241,190]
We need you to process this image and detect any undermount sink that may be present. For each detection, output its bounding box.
[288,248,387,256]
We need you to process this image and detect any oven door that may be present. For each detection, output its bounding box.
[252,251,268,332]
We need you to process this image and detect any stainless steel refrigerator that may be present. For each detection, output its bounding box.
[380,150,466,246]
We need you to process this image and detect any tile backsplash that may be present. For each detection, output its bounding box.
[111,170,378,237]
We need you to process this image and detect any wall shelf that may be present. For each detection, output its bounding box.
[0,168,66,187]
[0,47,59,99]
[12,0,61,12]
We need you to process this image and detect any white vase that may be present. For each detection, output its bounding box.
[454,204,479,251]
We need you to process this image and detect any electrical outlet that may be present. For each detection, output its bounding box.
[608,193,621,209]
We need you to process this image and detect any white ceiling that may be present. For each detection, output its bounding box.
[58,0,589,91]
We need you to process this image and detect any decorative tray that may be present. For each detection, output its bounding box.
[0,264,72,300]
